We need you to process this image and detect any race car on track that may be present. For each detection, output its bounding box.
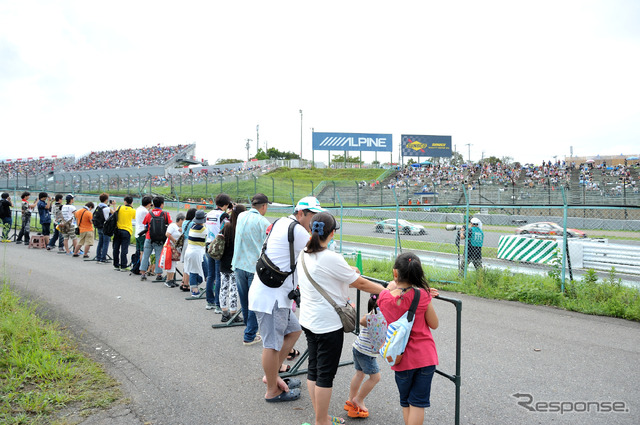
[374,219,426,235]
[515,221,587,238]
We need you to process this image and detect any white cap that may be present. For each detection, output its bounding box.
[295,196,325,213]
[470,217,481,224]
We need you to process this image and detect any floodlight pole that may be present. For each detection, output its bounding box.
[245,139,252,162]
[299,109,303,161]
[465,143,472,163]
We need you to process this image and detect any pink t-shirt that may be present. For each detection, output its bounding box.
[378,288,438,372]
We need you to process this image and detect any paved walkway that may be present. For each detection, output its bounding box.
[1,242,639,424]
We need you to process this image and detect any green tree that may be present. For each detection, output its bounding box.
[331,154,362,164]
[215,158,244,165]
[266,147,300,160]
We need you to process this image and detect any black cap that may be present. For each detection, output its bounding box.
[65,194,75,202]
[251,193,271,206]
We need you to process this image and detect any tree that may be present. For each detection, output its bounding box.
[215,158,243,165]
[254,148,269,161]
[265,147,300,160]
[482,156,501,166]
[331,154,362,164]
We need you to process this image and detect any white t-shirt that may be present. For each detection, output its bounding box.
[205,209,225,242]
[135,205,149,237]
[249,216,309,314]
[61,204,77,224]
[298,249,359,334]
[166,222,181,241]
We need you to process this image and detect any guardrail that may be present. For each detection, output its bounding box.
[581,242,640,275]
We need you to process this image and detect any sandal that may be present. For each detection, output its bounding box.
[287,348,301,361]
[331,416,345,424]
[343,400,356,411]
[347,406,369,418]
[179,284,189,292]
[279,364,291,373]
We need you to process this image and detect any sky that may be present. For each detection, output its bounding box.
[1,0,639,166]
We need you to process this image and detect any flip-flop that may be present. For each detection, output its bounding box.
[265,388,301,403]
[331,416,345,424]
[283,377,301,389]
[343,400,356,411]
[287,348,301,361]
[347,406,369,418]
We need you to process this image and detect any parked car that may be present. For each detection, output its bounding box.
[515,222,587,238]
[374,219,426,235]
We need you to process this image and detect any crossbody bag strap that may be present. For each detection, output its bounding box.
[261,218,280,255]
[300,253,340,310]
[407,288,421,322]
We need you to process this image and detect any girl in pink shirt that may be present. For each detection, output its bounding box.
[378,253,439,425]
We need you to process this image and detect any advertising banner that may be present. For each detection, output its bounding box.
[401,135,452,157]
[313,132,393,152]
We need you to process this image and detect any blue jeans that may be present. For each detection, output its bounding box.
[205,255,220,305]
[235,269,258,342]
[96,228,111,262]
[48,227,64,248]
[141,239,164,275]
[112,229,131,269]
[2,216,12,240]
[190,272,203,287]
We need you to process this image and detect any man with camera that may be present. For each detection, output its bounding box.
[458,217,484,276]
[248,196,324,403]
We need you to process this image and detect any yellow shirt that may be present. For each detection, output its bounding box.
[116,205,137,235]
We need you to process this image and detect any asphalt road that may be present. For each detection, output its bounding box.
[2,242,639,425]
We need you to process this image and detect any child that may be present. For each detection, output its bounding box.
[378,252,439,425]
[344,294,388,418]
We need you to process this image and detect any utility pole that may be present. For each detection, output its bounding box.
[245,139,252,162]
[299,109,303,160]
[465,143,472,163]
[256,125,259,154]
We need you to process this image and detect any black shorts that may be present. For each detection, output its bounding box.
[41,223,51,236]
[303,327,344,388]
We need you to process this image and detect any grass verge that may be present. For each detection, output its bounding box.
[345,257,640,321]
[0,285,122,424]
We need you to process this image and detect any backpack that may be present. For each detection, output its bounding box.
[255,218,298,288]
[0,199,10,218]
[379,288,421,367]
[129,249,141,275]
[148,211,168,243]
[207,233,225,260]
[102,207,119,237]
[92,205,107,229]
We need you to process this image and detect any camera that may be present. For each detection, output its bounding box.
[288,287,301,307]
[445,224,464,231]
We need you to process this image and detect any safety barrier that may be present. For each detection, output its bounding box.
[280,273,463,425]
[582,242,640,275]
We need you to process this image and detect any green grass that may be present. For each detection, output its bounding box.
[339,234,499,258]
[345,258,640,321]
[74,168,388,204]
[0,285,122,424]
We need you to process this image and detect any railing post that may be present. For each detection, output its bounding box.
[355,181,359,206]
[336,192,344,254]
[290,178,294,202]
[561,187,568,292]
[270,177,275,202]
[393,187,399,257]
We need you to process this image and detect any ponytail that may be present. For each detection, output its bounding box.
[305,212,338,254]
[393,252,430,291]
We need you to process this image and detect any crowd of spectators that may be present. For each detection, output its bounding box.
[0,157,71,179]
[62,144,189,171]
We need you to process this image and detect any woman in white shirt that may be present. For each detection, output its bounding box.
[298,212,383,425]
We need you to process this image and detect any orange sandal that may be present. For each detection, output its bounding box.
[343,400,356,411]
[347,406,369,418]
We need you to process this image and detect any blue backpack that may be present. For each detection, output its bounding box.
[380,288,421,366]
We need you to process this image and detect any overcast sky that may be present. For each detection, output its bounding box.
[1,0,639,165]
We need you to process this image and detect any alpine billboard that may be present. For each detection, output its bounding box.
[312,132,393,152]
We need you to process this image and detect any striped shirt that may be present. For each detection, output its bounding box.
[187,224,207,247]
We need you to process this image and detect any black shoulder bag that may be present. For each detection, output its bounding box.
[256,218,298,288]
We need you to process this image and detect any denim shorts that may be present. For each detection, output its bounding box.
[352,347,379,375]
[395,365,436,408]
